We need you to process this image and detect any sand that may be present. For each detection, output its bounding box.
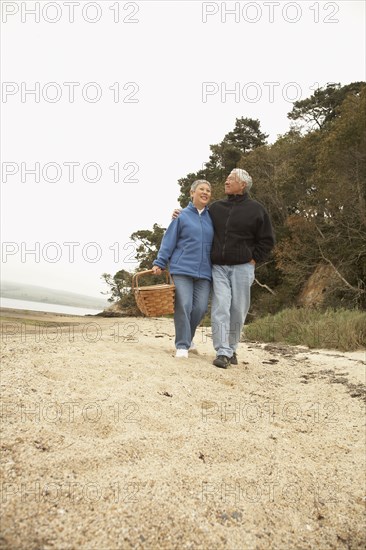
[1,308,365,549]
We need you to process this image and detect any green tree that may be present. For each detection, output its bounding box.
[288,82,365,131]
[101,269,132,302]
[130,223,166,270]
[223,117,268,153]
[205,117,268,189]
[276,86,366,308]
[312,86,366,307]
[178,117,268,207]
[101,269,140,315]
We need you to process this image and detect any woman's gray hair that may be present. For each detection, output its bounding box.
[190,179,211,192]
[231,168,253,191]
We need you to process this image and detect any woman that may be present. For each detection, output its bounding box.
[152,180,213,358]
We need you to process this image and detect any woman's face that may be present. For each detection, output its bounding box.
[191,183,211,208]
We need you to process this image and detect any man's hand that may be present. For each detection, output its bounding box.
[151,265,162,275]
[172,208,182,220]
[249,259,256,266]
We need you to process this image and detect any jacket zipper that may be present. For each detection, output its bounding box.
[199,212,203,278]
[222,204,233,260]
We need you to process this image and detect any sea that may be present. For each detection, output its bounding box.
[0,297,103,317]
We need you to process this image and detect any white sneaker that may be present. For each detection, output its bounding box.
[175,349,188,358]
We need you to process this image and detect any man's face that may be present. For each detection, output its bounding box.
[224,173,246,195]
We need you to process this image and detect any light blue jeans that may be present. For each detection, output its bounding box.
[211,264,255,357]
[173,275,211,350]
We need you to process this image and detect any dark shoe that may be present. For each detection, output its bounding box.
[230,353,238,365]
[213,355,230,369]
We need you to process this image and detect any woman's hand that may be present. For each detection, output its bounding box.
[151,265,162,275]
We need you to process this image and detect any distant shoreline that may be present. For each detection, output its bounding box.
[1,280,108,310]
[0,306,92,319]
[0,298,103,317]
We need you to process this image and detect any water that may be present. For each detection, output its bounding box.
[0,297,103,317]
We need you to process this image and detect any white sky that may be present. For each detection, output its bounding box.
[1,0,365,298]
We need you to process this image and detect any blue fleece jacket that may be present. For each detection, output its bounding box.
[153,202,214,281]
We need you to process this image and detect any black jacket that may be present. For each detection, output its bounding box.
[209,193,275,265]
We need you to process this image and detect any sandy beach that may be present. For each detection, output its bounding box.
[1,308,365,549]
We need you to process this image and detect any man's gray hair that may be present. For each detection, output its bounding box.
[190,179,211,192]
[231,168,253,191]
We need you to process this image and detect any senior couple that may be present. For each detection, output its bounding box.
[151,169,275,369]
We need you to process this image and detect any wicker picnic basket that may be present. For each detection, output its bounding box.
[132,269,175,317]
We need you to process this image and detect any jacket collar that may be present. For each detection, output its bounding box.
[188,201,208,214]
[227,192,249,202]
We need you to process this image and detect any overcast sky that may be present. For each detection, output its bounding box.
[1,0,365,298]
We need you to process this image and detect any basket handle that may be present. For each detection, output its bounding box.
[132,269,172,290]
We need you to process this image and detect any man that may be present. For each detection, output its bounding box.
[209,168,275,368]
[173,168,274,368]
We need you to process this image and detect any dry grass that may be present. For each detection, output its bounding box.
[244,308,366,351]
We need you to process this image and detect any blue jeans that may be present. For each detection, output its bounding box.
[173,275,211,350]
[211,264,255,357]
